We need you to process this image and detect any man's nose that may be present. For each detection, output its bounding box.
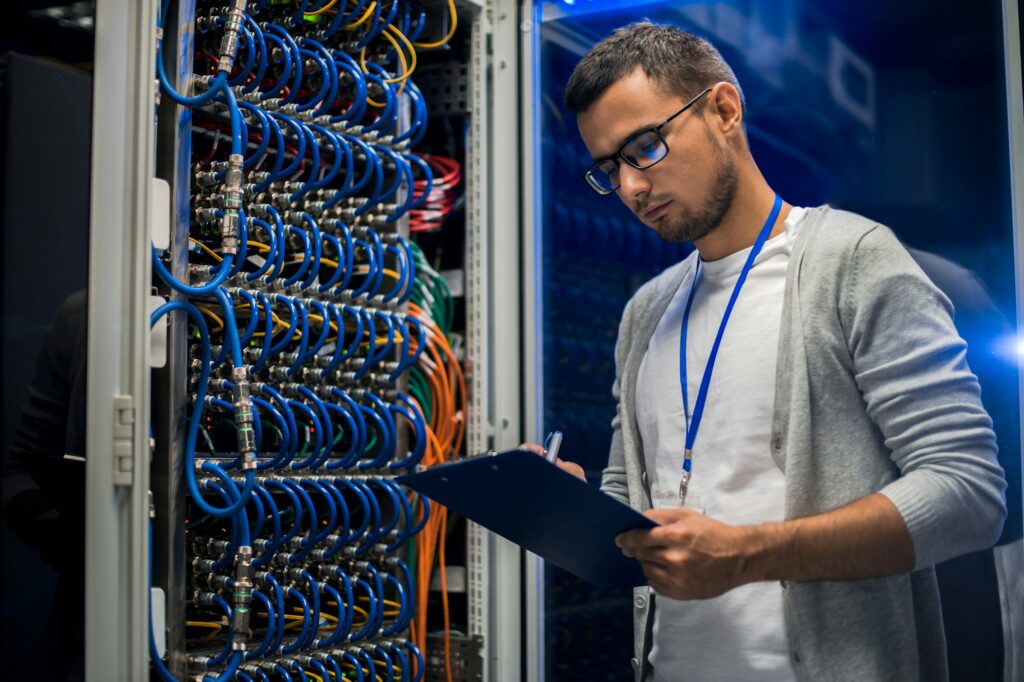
[616,163,650,205]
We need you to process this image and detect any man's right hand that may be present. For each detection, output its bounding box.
[518,442,587,482]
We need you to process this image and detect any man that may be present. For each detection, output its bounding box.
[532,22,1008,681]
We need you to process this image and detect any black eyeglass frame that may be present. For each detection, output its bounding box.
[583,87,713,196]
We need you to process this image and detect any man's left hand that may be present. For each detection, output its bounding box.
[616,507,757,600]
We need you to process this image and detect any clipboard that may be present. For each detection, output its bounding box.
[396,449,656,587]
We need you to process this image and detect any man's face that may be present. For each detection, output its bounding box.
[577,69,737,244]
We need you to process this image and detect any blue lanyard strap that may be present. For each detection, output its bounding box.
[678,194,783,495]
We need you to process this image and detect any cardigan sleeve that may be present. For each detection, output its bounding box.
[601,295,635,505]
[841,225,1007,569]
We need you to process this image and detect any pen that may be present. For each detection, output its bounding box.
[544,430,563,463]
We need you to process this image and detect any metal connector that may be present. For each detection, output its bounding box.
[230,545,253,651]
[220,154,245,255]
[217,0,247,74]
[231,368,257,469]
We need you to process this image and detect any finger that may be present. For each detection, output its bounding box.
[616,528,667,550]
[624,545,673,565]
[554,459,583,476]
[518,442,546,457]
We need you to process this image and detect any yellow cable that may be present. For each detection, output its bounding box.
[196,305,225,333]
[386,24,417,78]
[302,0,340,17]
[361,29,409,105]
[306,313,339,332]
[247,240,272,253]
[413,0,457,49]
[189,237,223,262]
[186,620,223,631]
[354,266,401,281]
[305,672,324,682]
[346,1,377,29]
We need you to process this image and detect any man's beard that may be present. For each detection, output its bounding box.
[656,131,738,244]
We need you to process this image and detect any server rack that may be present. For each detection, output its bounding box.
[82,0,529,679]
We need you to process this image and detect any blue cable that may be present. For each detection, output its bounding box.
[298,387,333,467]
[241,14,268,92]
[356,648,378,682]
[282,226,313,286]
[387,642,409,682]
[342,134,378,198]
[395,235,417,304]
[266,25,303,105]
[208,594,234,665]
[317,234,347,291]
[299,571,322,649]
[234,288,260,349]
[294,48,332,112]
[212,287,244,367]
[317,583,346,648]
[262,479,303,554]
[288,400,323,470]
[270,114,307,180]
[405,641,424,682]
[246,218,279,282]
[299,214,324,290]
[404,153,433,210]
[153,248,233,296]
[366,480,401,547]
[350,479,382,554]
[253,397,289,468]
[280,588,312,655]
[284,481,323,559]
[389,394,426,468]
[328,224,357,295]
[225,19,257,87]
[341,651,365,682]
[349,577,378,641]
[334,477,372,542]
[403,493,430,537]
[267,296,299,358]
[260,384,299,456]
[246,591,276,659]
[151,302,254,516]
[262,572,287,654]
[259,33,293,101]
[373,645,395,682]
[381,478,414,549]
[238,103,271,169]
[322,399,360,469]
[285,299,311,376]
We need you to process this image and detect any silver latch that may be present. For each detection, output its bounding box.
[113,395,135,486]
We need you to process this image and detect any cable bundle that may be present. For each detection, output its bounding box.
[149,1,466,681]
[408,154,462,233]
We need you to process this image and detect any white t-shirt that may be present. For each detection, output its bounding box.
[636,207,808,682]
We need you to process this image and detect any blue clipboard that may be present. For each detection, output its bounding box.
[396,449,656,587]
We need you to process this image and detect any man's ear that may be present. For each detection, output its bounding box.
[706,82,744,142]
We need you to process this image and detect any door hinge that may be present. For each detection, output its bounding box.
[113,395,135,486]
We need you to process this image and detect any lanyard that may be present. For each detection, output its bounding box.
[677,193,783,505]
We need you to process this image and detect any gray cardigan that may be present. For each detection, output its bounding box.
[600,206,1007,682]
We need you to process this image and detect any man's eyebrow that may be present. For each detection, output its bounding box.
[590,120,660,162]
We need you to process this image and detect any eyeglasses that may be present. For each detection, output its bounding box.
[583,87,712,196]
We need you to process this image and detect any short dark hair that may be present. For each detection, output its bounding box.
[564,22,745,115]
